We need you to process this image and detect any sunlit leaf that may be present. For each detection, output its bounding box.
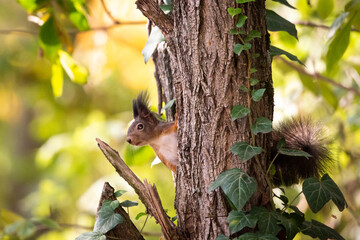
[17,0,49,12]
[135,212,147,220]
[75,231,105,240]
[231,142,262,162]
[208,168,257,211]
[94,201,123,234]
[317,0,333,19]
[266,10,298,40]
[328,12,349,39]
[236,14,248,28]
[142,26,165,63]
[39,15,61,61]
[272,0,296,9]
[51,60,64,98]
[161,98,175,113]
[301,220,345,240]
[59,50,88,84]
[4,219,36,239]
[114,190,127,198]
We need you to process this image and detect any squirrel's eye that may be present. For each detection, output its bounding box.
[137,123,144,130]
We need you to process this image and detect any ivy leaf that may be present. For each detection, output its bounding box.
[272,0,296,9]
[68,1,90,31]
[326,17,352,71]
[215,234,230,240]
[4,219,36,239]
[302,174,348,213]
[120,200,138,208]
[251,88,266,102]
[278,148,312,159]
[227,7,242,18]
[240,85,249,92]
[114,190,127,198]
[251,117,272,135]
[208,168,257,211]
[142,26,165,63]
[135,212,147,220]
[244,30,261,42]
[274,214,299,240]
[51,60,64,98]
[301,220,345,240]
[227,210,257,234]
[94,202,123,234]
[276,138,286,150]
[236,233,278,240]
[236,0,255,3]
[230,29,246,35]
[266,10,298,40]
[231,142,263,162]
[160,4,173,14]
[269,45,304,65]
[249,78,259,86]
[75,231,106,240]
[234,44,245,55]
[236,14,248,28]
[232,105,251,121]
[249,207,282,235]
[18,0,48,12]
[161,99,176,113]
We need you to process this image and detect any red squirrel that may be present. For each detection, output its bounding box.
[126,92,332,186]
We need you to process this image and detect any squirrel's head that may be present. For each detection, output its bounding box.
[126,92,160,146]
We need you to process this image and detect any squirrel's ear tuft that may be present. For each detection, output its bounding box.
[132,91,152,119]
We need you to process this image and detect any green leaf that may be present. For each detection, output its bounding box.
[233,44,245,55]
[275,214,299,240]
[251,117,272,135]
[301,220,345,240]
[4,219,36,239]
[249,78,259,86]
[319,82,338,109]
[160,4,173,14]
[135,212,147,220]
[276,138,286,150]
[230,29,246,35]
[18,0,48,12]
[51,60,64,98]
[208,168,257,210]
[215,234,230,240]
[251,88,266,102]
[227,7,242,18]
[278,195,289,205]
[249,207,282,235]
[266,10,298,40]
[232,105,251,121]
[161,99,176,113]
[36,217,61,230]
[278,148,312,158]
[326,17,352,71]
[236,233,278,240]
[243,43,252,50]
[250,68,257,73]
[114,190,127,198]
[240,85,249,92]
[75,231,106,240]
[328,12,349,39]
[231,142,263,162]
[227,210,257,234]
[142,26,165,63]
[171,215,178,222]
[110,200,120,210]
[244,30,261,42]
[317,0,334,19]
[120,200,138,208]
[59,50,88,84]
[236,0,255,3]
[302,174,348,213]
[269,45,304,65]
[272,0,296,9]
[39,15,61,61]
[236,14,248,28]
[94,201,123,234]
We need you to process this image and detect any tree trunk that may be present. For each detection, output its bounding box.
[137,0,273,239]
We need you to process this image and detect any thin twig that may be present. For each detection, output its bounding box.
[277,56,360,97]
[100,0,120,24]
[295,21,360,32]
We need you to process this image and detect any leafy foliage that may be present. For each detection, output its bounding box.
[269,46,304,65]
[230,142,263,162]
[142,26,165,63]
[301,220,345,240]
[251,117,272,135]
[266,10,298,40]
[232,105,251,120]
[227,210,257,234]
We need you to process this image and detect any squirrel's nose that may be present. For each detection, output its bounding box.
[126,137,132,144]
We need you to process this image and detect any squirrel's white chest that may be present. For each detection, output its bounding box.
[150,132,178,165]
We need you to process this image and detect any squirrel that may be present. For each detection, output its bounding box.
[126,92,332,186]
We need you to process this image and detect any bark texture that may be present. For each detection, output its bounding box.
[136,0,273,239]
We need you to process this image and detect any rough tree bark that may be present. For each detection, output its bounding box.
[137,0,273,239]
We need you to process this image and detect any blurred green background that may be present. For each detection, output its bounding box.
[0,0,359,239]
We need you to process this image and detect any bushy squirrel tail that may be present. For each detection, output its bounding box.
[271,117,333,186]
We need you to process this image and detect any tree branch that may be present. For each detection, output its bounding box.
[96,138,186,240]
[295,21,360,32]
[135,0,173,35]
[277,56,360,97]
